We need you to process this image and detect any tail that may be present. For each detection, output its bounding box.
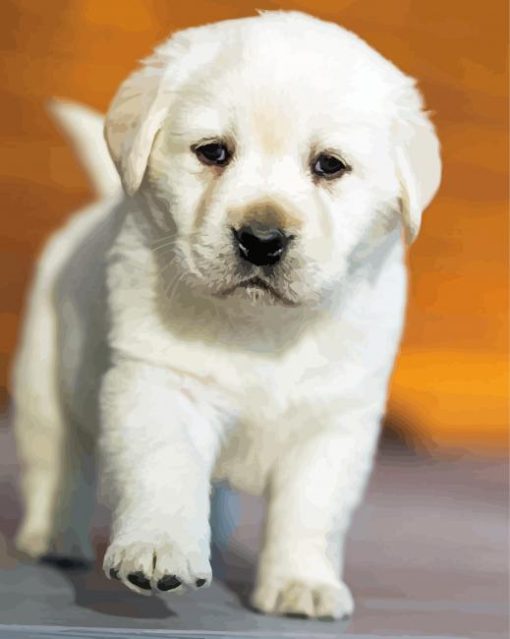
[48,99,121,199]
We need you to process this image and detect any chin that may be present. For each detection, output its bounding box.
[237,286,289,307]
[211,277,299,308]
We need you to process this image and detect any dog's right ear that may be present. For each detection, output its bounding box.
[104,61,172,196]
[104,27,216,195]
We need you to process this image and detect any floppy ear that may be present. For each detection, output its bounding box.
[395,91,442,244]
[104,61,173,196]
[104,26,221,196]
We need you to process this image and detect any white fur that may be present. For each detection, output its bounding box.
[48,99,121,198]
[12,11,440,619]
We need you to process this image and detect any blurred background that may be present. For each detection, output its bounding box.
[0,0,507,453]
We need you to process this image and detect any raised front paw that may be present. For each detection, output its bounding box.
[103,538,211,596]
[251,578,354,620]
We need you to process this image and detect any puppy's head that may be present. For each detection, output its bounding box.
[105,11,441,307]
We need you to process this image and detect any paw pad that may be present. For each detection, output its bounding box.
[127,571,151,590]
[103,539,212,595]
[157,575,181,591]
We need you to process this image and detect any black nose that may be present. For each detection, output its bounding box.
[233,225,290,266]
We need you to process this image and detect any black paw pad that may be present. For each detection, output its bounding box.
[127,571,151,590]
[285,612,310,620]
[157,575,181,591]
[195,578,207,588]
[109,568,120,580]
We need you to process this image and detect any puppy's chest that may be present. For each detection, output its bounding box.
[108,268,350,408]
[109,267,392,412]
[113,300,354,411]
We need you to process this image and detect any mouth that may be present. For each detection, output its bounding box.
[216,277,296,306]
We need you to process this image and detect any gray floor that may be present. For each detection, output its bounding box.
[0,416,507,639]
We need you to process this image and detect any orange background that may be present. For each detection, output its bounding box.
[0,0,507,452]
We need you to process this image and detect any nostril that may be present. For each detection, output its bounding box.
[232,225,290,266]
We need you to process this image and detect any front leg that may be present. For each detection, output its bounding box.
[252,414,380,619]
[100,360,223,595]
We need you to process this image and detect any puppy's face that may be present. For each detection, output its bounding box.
[106,13,441,308]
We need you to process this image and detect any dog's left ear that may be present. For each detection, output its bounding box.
[394,86,442,244]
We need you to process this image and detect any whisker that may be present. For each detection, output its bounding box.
[151,230,177,242]
[165,272,186,306]
[151,232,204,263]
[152,234,176,245]
[152,234,168,243]
[155,257,178,280]
[152,240,178,252]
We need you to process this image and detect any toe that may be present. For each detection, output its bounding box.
[314,582,354,619]
[157,574,181,591]
[128,571,152,590]
[277,581,315,617]
[252,579,354,620]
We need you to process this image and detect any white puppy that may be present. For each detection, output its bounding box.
[12,11,440,620]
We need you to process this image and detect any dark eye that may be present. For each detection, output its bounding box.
[194,142,231,166]
[312,153,349,179]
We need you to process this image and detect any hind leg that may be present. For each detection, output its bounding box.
[12,229,99,564]
[13,273,96,564]
[47,417,96,565]
[15,402,96,564]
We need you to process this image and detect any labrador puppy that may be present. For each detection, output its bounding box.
[13,11,441,619]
